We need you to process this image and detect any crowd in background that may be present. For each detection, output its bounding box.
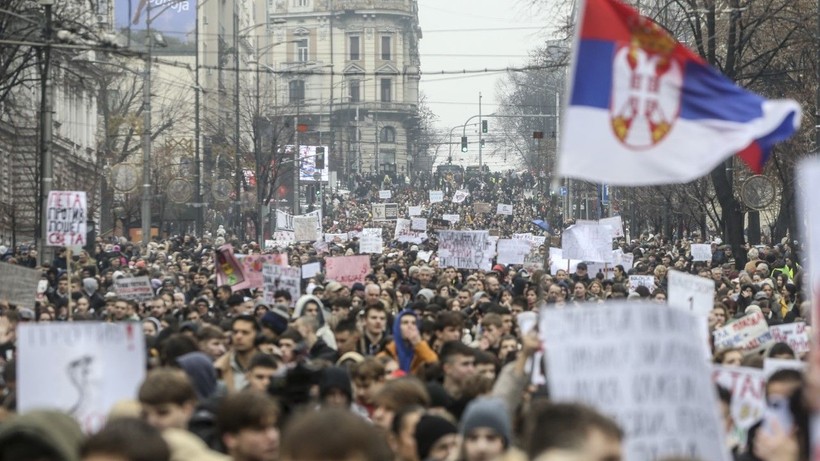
[0,169,814,461]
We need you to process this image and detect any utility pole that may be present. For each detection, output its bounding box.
[194,4,203,236]
[233,6,243,240]
[37,0,54,259]
[294,107,301,215]
[141,1,153,246]
[478,92,482,169]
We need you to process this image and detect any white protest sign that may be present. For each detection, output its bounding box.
[263,264,301,306]
[561,223,613,262]
[359,228,384,254]
[417,250,432,262]
[269,231,295,247]
[0,262,41,308]
[628,275,656,293]
[324,233,348,243]
[548,247,581,275]
[18,322,146,432]
[712,312,774,353]
[379,190,392,199]
[668,270,715,316]
[496,239,531,266]
[113,276,155,302]
[586,262,614,280]
[442,214,460,223]
[46,191,87,248]
[408,206,422,217]
[276,209,322,232]
[763,358,807,379]
[429,191,444,203]
[769,322,810,355]
[712,366,766,430]
[690,244,713,262]
[301,261,321,279]
[438,231,493,270]
[543,303,730,461]
[451,189,469,203]
[411,218,428,231]
[496,204,513,215]
[599,215,625,239]
[394,219,427,244]
[293,215,320,242]
[621,252,635,268]
[372,203,399,221]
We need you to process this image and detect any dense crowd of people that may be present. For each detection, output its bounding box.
[0,169,816,461]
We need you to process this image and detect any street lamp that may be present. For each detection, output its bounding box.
[248,40,298,245]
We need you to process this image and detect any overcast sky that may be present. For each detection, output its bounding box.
[417,0,556,167]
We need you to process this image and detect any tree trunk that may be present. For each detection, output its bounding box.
[711,165,747,269]
[747,211,761,245]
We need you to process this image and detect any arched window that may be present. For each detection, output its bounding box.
[380,126,396,143]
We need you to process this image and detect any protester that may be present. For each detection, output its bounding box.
[2,166,818,461]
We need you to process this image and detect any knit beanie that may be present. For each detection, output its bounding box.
[415,414,458,460]
[260,306,290,336]
[459,397,512,447]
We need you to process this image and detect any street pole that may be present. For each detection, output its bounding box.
[256,64,263,245]
[233,6,242,240]
[478,92,482,170]
[356,105,361,174]
[194,4,203,236]
[141,2,153,246]
[38,0,53,259]
[294,108,301,215]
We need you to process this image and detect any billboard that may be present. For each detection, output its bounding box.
[115,0,196,45]
[285,145,329,182]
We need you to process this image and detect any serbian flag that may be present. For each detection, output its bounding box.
[557,0,801,185]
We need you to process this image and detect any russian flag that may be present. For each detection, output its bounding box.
[557,0,801,186]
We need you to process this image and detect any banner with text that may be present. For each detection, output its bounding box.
[438,231,493,271]
[326,255,371,287]
[542,303,730,461]
[263,264,301,307]
[46,191,87,248]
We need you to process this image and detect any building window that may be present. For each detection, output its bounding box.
[296,39,308,62]
[347,126,359,142]
[380,126,396,143]
[381,36,391,60]
[380,78,392,102]
[295,0,308,6]
[349,80,361,103]
[349,36,360,60]
[289,80,305,103]
[379,150,396,173]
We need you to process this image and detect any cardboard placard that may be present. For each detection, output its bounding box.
[46,191,87,248]
[325,255,371,287]
[113,276,154,302]
[543,303,730,461]
[18,322,146,432]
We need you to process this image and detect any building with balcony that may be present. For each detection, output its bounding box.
[267,0,421,178]
[249,0,421,180]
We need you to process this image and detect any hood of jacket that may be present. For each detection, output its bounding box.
[293,295,330,327]
[176,351,218,400]
[392,309,419,373]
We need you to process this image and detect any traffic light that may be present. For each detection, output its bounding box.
[480,139,485,147]
[481,120,488,133]
[461,136,468,152]
[315,147,325,169]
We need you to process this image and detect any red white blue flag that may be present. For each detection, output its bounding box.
[557,0,801,185]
